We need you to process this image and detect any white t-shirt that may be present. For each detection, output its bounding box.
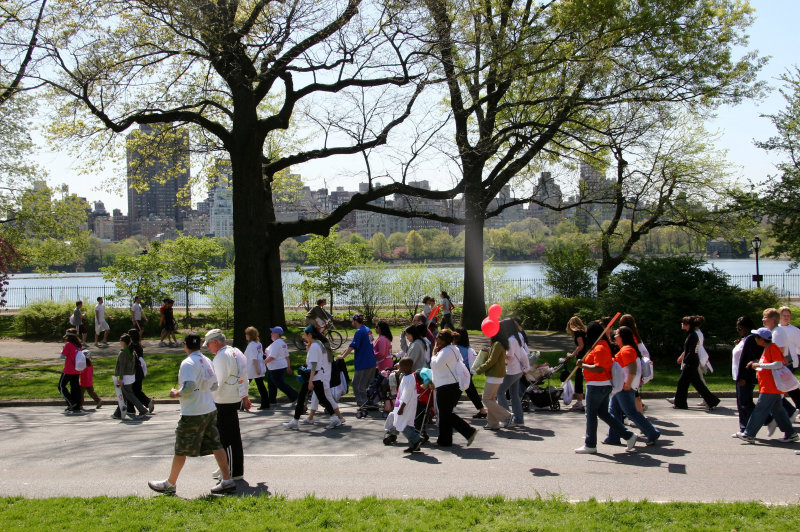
[266,338,290,370]
[505,335,531,376]
[212,345,247,404]
[245,340,266,379]
[131,302,143,320]
[306,341,331,383]
[778,323,800,367]
[178,352,217,416]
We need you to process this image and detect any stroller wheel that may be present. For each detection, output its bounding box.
[551,401,560,411]
[521,399,530,413]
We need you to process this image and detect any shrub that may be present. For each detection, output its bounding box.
[599,256,779,359]
[14,302,163,340]
[542,244,596,298]
[509,296,601,331]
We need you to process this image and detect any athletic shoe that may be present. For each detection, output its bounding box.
[210,478,236,494]
[383,434,397,445]
[796,450,800,455]
[791,410,799,424]
[325,416,343,429]
[282,419,299,430]
[767,421,778,437]
[734,432,754,444]
[778,433,799,443]
[705,403,718,412]
[466,429,477,447]
[148,398,155,413]
[404,439,423,453]
[574,446,597,454]
[696,400,707,407]
[502,415,514,428]
[111,412,122,420]
[168,342,175,347]
[666,397,675,405]
[506,421,518,429]
[211,468,222,480]
[472,412,487,419]
[94,342,101,347]
[569,402,585,412]
[625,433,638,452]
[299,417,315,425]
[645,435,660,447]
[483,425,500,431]
[159,341,167,347]
[601,438,621,445]
[148,479,176,494]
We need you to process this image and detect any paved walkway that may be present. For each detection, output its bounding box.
[0,400,798,501]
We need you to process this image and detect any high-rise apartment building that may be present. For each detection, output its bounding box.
[126,124,191,236]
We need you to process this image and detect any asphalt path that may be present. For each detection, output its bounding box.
[1,399,798,502]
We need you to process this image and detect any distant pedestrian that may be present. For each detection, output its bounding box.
[148,332,235,495]
[265,327,299,404]
[70,300,88,348]
[439,291,455,330]
[94,296,111,347]
[58,329,83,413]
[244,326,269,410]
[159,298,177,347]
[113,333,150,419]
[130,295,147,335]
[79,353,102,410]
[205,329,250,481]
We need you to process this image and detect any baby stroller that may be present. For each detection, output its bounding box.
[520,358,566,412]
[356,368,394,419]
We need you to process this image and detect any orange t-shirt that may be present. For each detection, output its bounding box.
[583,342,612,382]
[757,342,784,395]
[614,345,637,367]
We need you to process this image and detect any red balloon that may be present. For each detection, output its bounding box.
[481,317,500,337]
[488,304,502,321]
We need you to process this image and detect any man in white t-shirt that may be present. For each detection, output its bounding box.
[148,333,235,495]
[205,329,250,482]
[94,297,111,347]
[778,306,800,370]
[130,296,147,334]
[265,326,299,404]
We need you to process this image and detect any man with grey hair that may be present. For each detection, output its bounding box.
[205,329,250,482]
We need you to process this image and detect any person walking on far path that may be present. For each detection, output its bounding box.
[94,297,111,347]
[159,298,177,347]
[70,300,88,348]
[439,291,455,330]
[148,333,235,495]
[130,295,147,335]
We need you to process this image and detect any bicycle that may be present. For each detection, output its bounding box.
[291,321,344,351]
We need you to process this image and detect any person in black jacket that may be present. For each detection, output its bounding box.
[669,315,720,410]
[732,316,761,431]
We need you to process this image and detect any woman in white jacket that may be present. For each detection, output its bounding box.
[496,319,530,427]
[430,329,477,447]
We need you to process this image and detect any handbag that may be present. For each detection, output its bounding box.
[772,366,800,393]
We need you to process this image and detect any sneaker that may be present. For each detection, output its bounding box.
[325,416,343,429]
[569,402,585,412]
[299,417,315,425]
[404,440,423,453]
[383,433,398,445]
[111,412,122,420]
[210,478,236,494]
[211,468,222,480]
[168,342,176,347]
[696,400,707,407]
[94,342,101,347]
[502,415,514,428]
[574,446,597,454]
[734,432,754,444]
[791,410,799,424]
[282,419,299,430]
[95,400,102,409]
[472,412,487,419]
[666,397,675,405]
[778,433,799,443]
[148,398,155,413]
[148,479,176,494]
[159,341,167,347]
[767,421,778,437]
[466,429,477,447]
[645,435,660,447]
[705,403,718,412]
[625,433,638,452]
[796,450,800,455]
[483,425,500,431]
[506,421,518,429]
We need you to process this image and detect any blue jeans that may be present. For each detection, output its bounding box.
[744,392,796,439]
[585,385,633,448]
[735,381,756,431]
[497,373,524,424]
[607,389,660,443]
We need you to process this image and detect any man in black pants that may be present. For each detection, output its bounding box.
[205,329,250,482]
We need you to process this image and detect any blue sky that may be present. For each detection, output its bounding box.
[34,0,800,213]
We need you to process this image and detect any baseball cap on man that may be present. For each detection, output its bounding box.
[269,326,284,335]
[351,313,364,323]
[203,328,226,347]
[751,327,772,341]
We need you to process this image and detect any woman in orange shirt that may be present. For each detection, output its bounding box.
[604,326,661,447]
[734,327,799,444]
[575,321,637,454]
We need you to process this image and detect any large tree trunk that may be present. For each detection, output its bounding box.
[461,180,486,329]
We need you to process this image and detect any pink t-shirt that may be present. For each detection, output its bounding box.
[80,363,93,387]
[61,342,80,375]
[374,335,394,370]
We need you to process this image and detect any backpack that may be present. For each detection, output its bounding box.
[74,349,87,372]
[610,360,625,396]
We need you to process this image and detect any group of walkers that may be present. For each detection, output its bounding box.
[56,292,800,495]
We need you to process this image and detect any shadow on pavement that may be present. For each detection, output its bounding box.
[449,447,497,460]
[235,481,272,497]
[404,452,441,464]
[529,468,559,477]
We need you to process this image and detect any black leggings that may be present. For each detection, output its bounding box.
[58,373,81,411]
[435,383,475,446]
[293,379,334,419]
[674,364,719,409]
[216,402,243,478]
[465,374,484,410]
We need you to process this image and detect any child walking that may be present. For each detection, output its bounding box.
[79,354,102,410]
[383,358,422,452]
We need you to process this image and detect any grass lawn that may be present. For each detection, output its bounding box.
[0,495,797,531]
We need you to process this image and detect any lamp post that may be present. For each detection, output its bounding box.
[752,236,762,289]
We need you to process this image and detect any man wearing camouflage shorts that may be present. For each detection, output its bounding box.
[148,332,236,495]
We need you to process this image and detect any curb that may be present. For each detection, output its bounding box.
[0,391,740,408]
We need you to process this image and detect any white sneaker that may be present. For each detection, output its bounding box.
[210,478,236,494]
[574,445,597,454]
[211,468,222,480]
[696,400,707,407]
[666,397,675,405]
[734,431,754,444]
[148,479,176,494]
[767,420,778,437]
[325,416,343,429]
[299,417,315,425]
[282,419,299,430]
[625,433,638,452]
